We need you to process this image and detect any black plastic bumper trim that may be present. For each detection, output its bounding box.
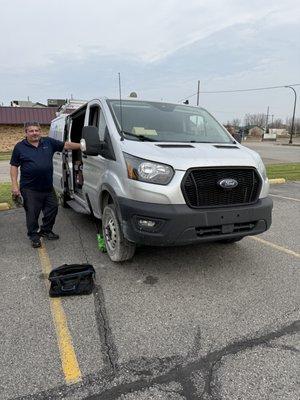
[117,196,273,246]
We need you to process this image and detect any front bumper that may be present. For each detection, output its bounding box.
[117,196,273,246]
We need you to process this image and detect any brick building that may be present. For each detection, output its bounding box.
[0,107,57,151]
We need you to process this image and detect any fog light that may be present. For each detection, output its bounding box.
[138,219,156,228]
[134,216,165,232]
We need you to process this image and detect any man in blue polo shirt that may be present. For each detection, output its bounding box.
[10,122,82,248]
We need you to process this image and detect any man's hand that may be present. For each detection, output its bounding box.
[80,138,86,152]
[12,186,20,196]
[64,141,81,151]
[10,165,20,196]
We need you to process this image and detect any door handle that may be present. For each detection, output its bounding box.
[56,152,61,155]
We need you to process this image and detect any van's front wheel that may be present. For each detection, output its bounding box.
[102,204,136,262]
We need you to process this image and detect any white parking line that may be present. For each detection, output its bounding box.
[250,236,300,259]
[270,193,300,202]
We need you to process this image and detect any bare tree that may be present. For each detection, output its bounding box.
[244,113,266,127]
[296,118,300,134]
[286,117,300,134]
[269,118,284,129]
[232,118,241,127]
[226,118,241,128]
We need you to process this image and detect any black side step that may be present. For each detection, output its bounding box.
[66,200,89,214]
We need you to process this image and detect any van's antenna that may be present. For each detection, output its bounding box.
[118,72,124,141]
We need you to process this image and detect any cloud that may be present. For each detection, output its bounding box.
[1,0,297,70]
[0,0,299,122]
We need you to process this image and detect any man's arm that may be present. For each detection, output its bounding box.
[64,142,81,151]
[10,165,20,196]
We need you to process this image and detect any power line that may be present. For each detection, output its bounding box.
[178,83,300,102]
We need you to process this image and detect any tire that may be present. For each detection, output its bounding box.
[102,204,136,262]
[218,237,244,244]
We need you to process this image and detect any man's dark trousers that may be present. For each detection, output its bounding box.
[21,188,58,240]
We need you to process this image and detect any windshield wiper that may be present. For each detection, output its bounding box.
[121,130,158,142]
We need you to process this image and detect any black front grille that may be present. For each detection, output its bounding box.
[182,167,261,208]
[195,221,257,237]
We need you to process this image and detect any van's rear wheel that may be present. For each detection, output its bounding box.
[102,204,136,262]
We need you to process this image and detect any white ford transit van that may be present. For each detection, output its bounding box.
[50,98,273,262]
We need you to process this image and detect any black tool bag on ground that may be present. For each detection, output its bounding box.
[49,264,95,297]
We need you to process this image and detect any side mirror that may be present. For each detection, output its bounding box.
[82,126,103,156]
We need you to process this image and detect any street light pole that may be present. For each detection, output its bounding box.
[265,105,269,133]
[285,86,297,144]
[196,80,200,106]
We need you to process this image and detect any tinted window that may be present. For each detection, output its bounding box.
[88,105,107,141]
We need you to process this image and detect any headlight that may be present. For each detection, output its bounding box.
[123,153,174,185]
[257,157,267,180]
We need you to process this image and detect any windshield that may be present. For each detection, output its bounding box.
[107,100,233,143]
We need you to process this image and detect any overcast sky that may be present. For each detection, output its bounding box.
[1,0,299,122]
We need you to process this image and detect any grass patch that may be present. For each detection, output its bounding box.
[0,152,12,161]
[0,182,13,207]
[266,163,300,181]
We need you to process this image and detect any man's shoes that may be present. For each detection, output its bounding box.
[39,231,60,240]
[31,238,42,248]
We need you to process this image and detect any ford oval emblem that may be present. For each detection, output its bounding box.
[218,178,238,189]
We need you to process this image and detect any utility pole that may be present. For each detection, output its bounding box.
[263,106,269,141]
[196,80,200,106]
[285,86,297,144]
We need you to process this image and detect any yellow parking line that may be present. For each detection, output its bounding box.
[268,178,286,185]
[270,193,300,202]
[250,236,300,259]
[38,244,82,384]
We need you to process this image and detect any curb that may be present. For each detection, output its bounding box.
[269,178,286,185]
[275,143,300,147]
[0,202,10,211]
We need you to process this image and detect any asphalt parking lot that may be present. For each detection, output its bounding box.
[244,140,300,164]
[1,181,299,400]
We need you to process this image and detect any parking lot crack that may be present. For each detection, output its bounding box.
[94,284,119,372]
[265,343,300,353]
[200,320,300,399]
[14,320,299,400]
[64,212,119,372]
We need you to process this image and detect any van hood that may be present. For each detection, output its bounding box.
[120,141,261,170]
